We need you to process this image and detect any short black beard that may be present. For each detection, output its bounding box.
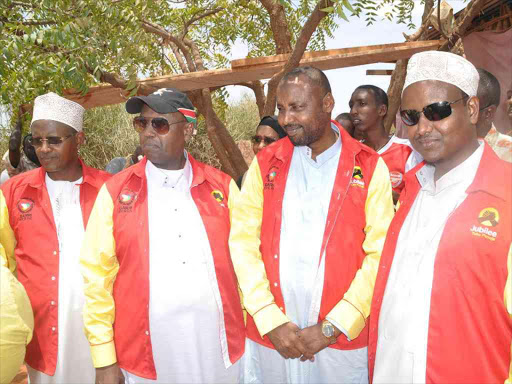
[286,125,323,147]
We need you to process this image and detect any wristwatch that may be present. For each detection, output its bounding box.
[321,320,338,345]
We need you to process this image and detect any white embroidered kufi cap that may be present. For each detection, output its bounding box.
[403,51,479,97]
[31,92,85,132]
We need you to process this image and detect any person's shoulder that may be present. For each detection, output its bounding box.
[84,165,112,183]
[1,167,41,192]
[194,159,232,184]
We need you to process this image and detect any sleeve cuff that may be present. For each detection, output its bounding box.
[90,340,117,368]
[326,299,366,341]
[325,316,351,341]
[253,303,290,337]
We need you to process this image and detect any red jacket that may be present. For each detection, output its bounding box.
[0,160,110,375]
[368,143,512,383]
[244,122,393,350]
[99,156,245,379]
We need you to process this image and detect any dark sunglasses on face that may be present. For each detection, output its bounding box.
[251,135,277,145]
[133,116,186,135]
[30,134,75,147]
[400,96,467,126]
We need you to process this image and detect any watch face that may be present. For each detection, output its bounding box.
[322,323,334,338]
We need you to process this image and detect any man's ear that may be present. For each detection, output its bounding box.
[76,131,86,148]
[323,92,335,113]
[184,122,194,143]
[378,104,388,118]
[467,96,480,125]
[485,105,497,120]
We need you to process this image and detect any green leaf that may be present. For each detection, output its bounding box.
[342,0,355,13]
[320,7,335,13]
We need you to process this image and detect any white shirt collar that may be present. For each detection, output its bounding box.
[416,142,484,194]
[297,122,342,168]
[145,151,193,191]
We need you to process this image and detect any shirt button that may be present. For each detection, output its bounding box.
[53,251,57,255]
[274,282,278,287]
[52,327,56,332]
[274,254,278,259]
[145,330,149,336]
[51,276,56,281]
[51,301,55,306]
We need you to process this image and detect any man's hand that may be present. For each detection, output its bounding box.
[298,322,340,362]
[95,363,125,384]
[267,322,309,359]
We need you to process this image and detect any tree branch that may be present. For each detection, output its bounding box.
[439,0,486,51]
[263,0,334,115]
[182,8,223,38]
[258,0,293,54]
[141,20,196,72]
[236,81,266,117]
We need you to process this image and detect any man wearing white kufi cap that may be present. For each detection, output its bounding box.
[367,51,512,383]
[0,92,111,383]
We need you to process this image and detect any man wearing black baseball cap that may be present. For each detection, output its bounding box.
[81,88,245,384]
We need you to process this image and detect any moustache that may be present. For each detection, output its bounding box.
[284,125,304,131]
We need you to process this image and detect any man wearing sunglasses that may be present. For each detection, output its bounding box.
[230,66,394,383]
[0,92,111,384]
[368,51,512,383]
[476,68,512,162]
[349,85,421,203]
[80,88,244,384]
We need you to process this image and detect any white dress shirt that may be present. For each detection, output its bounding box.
[374,143,484,383]
[123,157,239,384]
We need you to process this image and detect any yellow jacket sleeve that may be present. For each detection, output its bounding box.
[326,157,394,340]
[80,184,119,368]
[0,264,33,384]
[505,243,512,384]
[229,158,290,337]
[0,190,16,273]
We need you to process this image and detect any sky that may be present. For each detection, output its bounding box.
[225,0,467,117]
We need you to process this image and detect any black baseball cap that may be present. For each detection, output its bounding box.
[126,88,196,123]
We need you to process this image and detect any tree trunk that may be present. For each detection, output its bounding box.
[385,0,435,133]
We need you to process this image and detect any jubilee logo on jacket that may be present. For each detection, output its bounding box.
[470,207,499,241]
[118,189,137,213]
[17,198,34,221]
[264,166,279,190]
[350,166,365,188]
[211,190,226,207]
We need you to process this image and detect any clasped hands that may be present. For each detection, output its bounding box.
[266,321,340,362]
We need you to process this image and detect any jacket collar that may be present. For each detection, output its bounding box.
[28,158,99,189]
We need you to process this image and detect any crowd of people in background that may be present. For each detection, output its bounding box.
[0,50,511,384]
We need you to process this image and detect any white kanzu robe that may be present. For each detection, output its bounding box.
[374,143,483,383]
[123,159,239,384]
[242,126,368,384]
[27,175,95,384]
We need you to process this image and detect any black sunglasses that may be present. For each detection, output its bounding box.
[30,134,75,147]
[133,116,187,135]
[400,96,467,126]
[252,135,277,145]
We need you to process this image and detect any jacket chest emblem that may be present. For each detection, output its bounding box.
[264,166,279,190]
[470,207,499,241]
[17,198,34,220]
[211,190,226,207]
[118,189,137,213]
[350,166,365,188]
[389,171,403,188]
